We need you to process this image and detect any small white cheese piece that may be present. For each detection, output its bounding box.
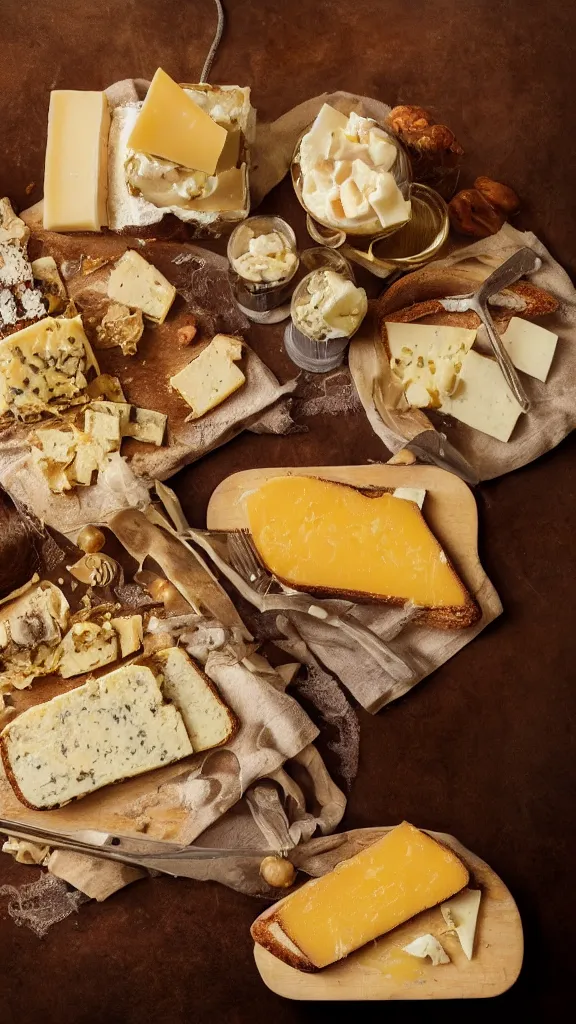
[367,172,412,229]
[107,249,176,324]
[57,620,119,678]
[441,349,523,442]
[403,934,451,966]
[169,334,245,420]
[299,104,349,174]
[295,269,367,341]
[392,487,426,509]
[500,316,558,383]
[368,128,397,170]
[0,197,30,245]
[123,406,167,446]
[0,663,193,809]
[96,302,144,355]
[340,178,371,219]
[387,321,478,409]
[440,888,482,960]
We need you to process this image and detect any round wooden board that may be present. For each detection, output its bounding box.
[207,463,485,597]
[252,830,523,1001]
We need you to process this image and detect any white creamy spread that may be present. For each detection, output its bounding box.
[299,104,411,233]
[231,229,297,284]
[294,269,367,341]
[125,150,217,207]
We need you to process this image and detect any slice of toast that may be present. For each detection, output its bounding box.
[148,647,239,751]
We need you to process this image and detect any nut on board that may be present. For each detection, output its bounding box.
[448,188,505,238]
[474,176,520,216]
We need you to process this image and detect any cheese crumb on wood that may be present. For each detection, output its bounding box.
[107,249,176,324]
[0,664,193,809]
[403,934,451,965]
[95,302,144,355]
[169,334,245,420]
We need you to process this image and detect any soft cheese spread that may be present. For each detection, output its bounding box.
[299,104,411,233]
[231,228,298,284]
[293,269,367,341]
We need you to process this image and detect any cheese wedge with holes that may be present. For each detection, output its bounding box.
[43,91,110,231]
[107,249,176,324]
[244,476,479,628]
[127,68,227,174]
[251,822,469,971]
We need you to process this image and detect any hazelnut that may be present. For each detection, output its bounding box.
[387,105,434,134]
[76,525,106,554]
[474,176,520,216]
[259,855,296,889]
[448,188,505,238]
[177,323,198,347]
[147,578,178,603]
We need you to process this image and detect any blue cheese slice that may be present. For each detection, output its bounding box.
[169,334,245,420]
[0,315,99,419]
[106,249,176,324]
[0,663,193,809]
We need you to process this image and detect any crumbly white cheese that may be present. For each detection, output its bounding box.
[31,257,68,315]
[387,321,478,409]
[96,302,144,356]
[169,333,245,420]
[231,229,297,284]
[152,647,234,752]
[0,315,98,419]
[0,582,69,691]
[299,104,410,233]
[0,197,30,245]
[107,249,176,324]
[1,664,193,809]
[0,242,46,331]
[57,619,119,678]
[403,934,451,965]
[293,269,367,341]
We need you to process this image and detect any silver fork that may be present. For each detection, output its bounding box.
[226,529,415,682]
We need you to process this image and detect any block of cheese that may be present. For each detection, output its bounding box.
[107,250,176,324]
[441,349,523,442]
[386,321,478,408]
[251,822,469,971]
[150,647,238,751]
[500,316,558,382]
[244,476,479,628]
[0,664,193,809]
[0,315,98,419]
[169,334,245,420]
[43,91,110,232]
[127,68,226,174]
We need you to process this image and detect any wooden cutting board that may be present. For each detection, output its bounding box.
[207,463,485,597]
[252,831,523,1001]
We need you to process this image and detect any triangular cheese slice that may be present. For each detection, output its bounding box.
[127,68,226,174]
[244,476,479,627]
[440,888,482,960]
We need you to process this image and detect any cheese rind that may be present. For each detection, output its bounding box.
[245,476,477,623]
[0,664,193,809]
[169,334,245,420]
[252,823,469,970]
[127,68,227,174]
[43,91,110,232]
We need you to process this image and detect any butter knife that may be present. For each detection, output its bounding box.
[439,246,542,413]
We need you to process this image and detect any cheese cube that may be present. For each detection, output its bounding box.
[43,91,110,232]
[127,68,226,174]
[107,249,176,324]
[169,334,245,420]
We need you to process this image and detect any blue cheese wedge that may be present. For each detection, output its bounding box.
[169,334,245,420]
[106,249,176,324]
[0,315,99,419]
[0,664,193,809]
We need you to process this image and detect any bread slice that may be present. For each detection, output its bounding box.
[244,475,480,629]
[0,664,192,810]
[149,647,238,751]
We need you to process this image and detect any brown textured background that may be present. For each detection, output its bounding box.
[1,0,575,1020]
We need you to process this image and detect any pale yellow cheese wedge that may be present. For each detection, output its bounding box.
[43,91,110,231]
[252,822,469,970]
[244,476,478,626]
[128,68,226,174]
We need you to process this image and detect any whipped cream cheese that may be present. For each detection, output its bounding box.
[125,150,216,208]
[299,104,411,234]
[293,269,367,341]
[231,229,297,284]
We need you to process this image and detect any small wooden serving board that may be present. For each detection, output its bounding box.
[252,831,523,1001]
[207,463,485,598]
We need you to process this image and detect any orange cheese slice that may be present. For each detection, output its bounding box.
[244,475,477,624]
[252,822,469,970]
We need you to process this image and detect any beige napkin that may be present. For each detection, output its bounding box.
[350,224,576,481]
